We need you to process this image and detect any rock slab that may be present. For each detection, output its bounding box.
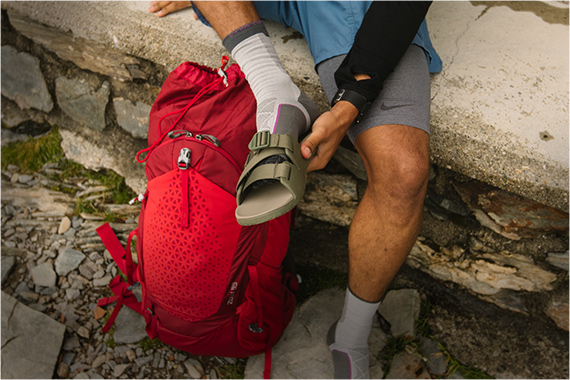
[245,287,387,379]
[55,77,110,131]
[1,45,53,112]
[378,288,421,338]
[1,290,66,378]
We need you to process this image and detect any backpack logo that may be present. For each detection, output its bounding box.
[227,281,239,305]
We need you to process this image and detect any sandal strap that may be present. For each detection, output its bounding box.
[236,132,308,206]
[248,131,295,152]
[241,162,292,193]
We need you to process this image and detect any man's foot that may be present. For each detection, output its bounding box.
[148,1,193,17]
[327,321,370,379]
[235,132,312,226]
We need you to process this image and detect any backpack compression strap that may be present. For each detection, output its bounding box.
[96,223,142,332]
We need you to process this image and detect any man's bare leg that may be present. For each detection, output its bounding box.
[192,1,259,39]
[329,124,430,379]
[350,124,429,301]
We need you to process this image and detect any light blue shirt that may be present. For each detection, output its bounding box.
[252,1,442,72]
[194,1,442,73]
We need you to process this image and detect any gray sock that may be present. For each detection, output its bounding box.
[223,21,319,139]
[328,287,382,379]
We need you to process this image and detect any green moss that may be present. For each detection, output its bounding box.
[217,361,246,379]
[138,337,164,352]
[2,126,136,215]
[1,127,64,173]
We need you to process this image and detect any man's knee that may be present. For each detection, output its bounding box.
[375,151,428,201]
[357,125,430,203]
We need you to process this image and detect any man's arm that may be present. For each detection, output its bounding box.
[302,2,432,170]
[334,1,432,104]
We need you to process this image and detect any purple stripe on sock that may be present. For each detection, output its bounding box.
[227,20,264,39]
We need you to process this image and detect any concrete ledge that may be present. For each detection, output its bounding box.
[2,1,568,210]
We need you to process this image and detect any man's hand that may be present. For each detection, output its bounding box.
[149,1,193,18]
[301,100,359,172]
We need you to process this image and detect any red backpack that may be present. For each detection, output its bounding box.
[96,57,298,378]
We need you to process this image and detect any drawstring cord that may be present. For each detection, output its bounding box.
[136,56,230,163]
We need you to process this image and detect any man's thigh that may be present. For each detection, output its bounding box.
[317,44,431,145]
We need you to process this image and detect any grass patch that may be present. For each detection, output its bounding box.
[1,127,64,173]
[217,361,246,379]
[294,262,348,304]
[378,335,417,375]
[443,344,492,379]
[138,337,164,352]
[378,296,491,379]
[2,127,136,216]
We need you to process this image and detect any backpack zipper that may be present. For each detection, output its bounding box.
[144,131,241,173]
[179,148,190,228]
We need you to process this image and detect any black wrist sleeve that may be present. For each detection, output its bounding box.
[334,1,431,102]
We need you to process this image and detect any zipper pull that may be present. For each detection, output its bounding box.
[178,148,191,170]
[196,134,221,147]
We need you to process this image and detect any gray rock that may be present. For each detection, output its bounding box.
[55,248,85,276]
[1,291,66,378]
[420,338,447,376]
[78,263,95,280]
[378,288,421,338]
[245,287,387,379]
[55,77,110,131]
[92,354,107,369]
[57,361,70,379]
[30,262,57,288]
[299,172,359,227]
[93,275,112,287]
[127,350,137,362]
[1,256,16,285]
[386,351,430,379]
[547,251,569,271]
[63,335,81,351]
[17,174,34,183]
[113,363,131,378]
[113,98,151,139]
[454,181,569,240]
[184,360,203,379]
[544,299,569,332]
[113,306,148,344]
[8,12,139,81]
[77,326,90,339]
[134,356,152,367]
[59,216,72,235]
[1,45,53,112]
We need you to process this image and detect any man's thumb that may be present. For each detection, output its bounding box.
[301,139,316,159]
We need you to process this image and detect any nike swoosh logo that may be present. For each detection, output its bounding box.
[380,103,413,111]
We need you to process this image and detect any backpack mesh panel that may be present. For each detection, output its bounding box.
[143,169,239,322]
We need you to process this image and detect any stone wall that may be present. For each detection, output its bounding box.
[1,8,568,332]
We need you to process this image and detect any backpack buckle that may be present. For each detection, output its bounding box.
[249,322,264,333]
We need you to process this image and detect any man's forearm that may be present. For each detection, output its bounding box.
[334,1,432,103]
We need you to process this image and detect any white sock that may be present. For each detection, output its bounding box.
[223,22,318,138]
[328,287,382,379]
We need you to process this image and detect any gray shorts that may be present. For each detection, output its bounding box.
[316,44,431,144]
